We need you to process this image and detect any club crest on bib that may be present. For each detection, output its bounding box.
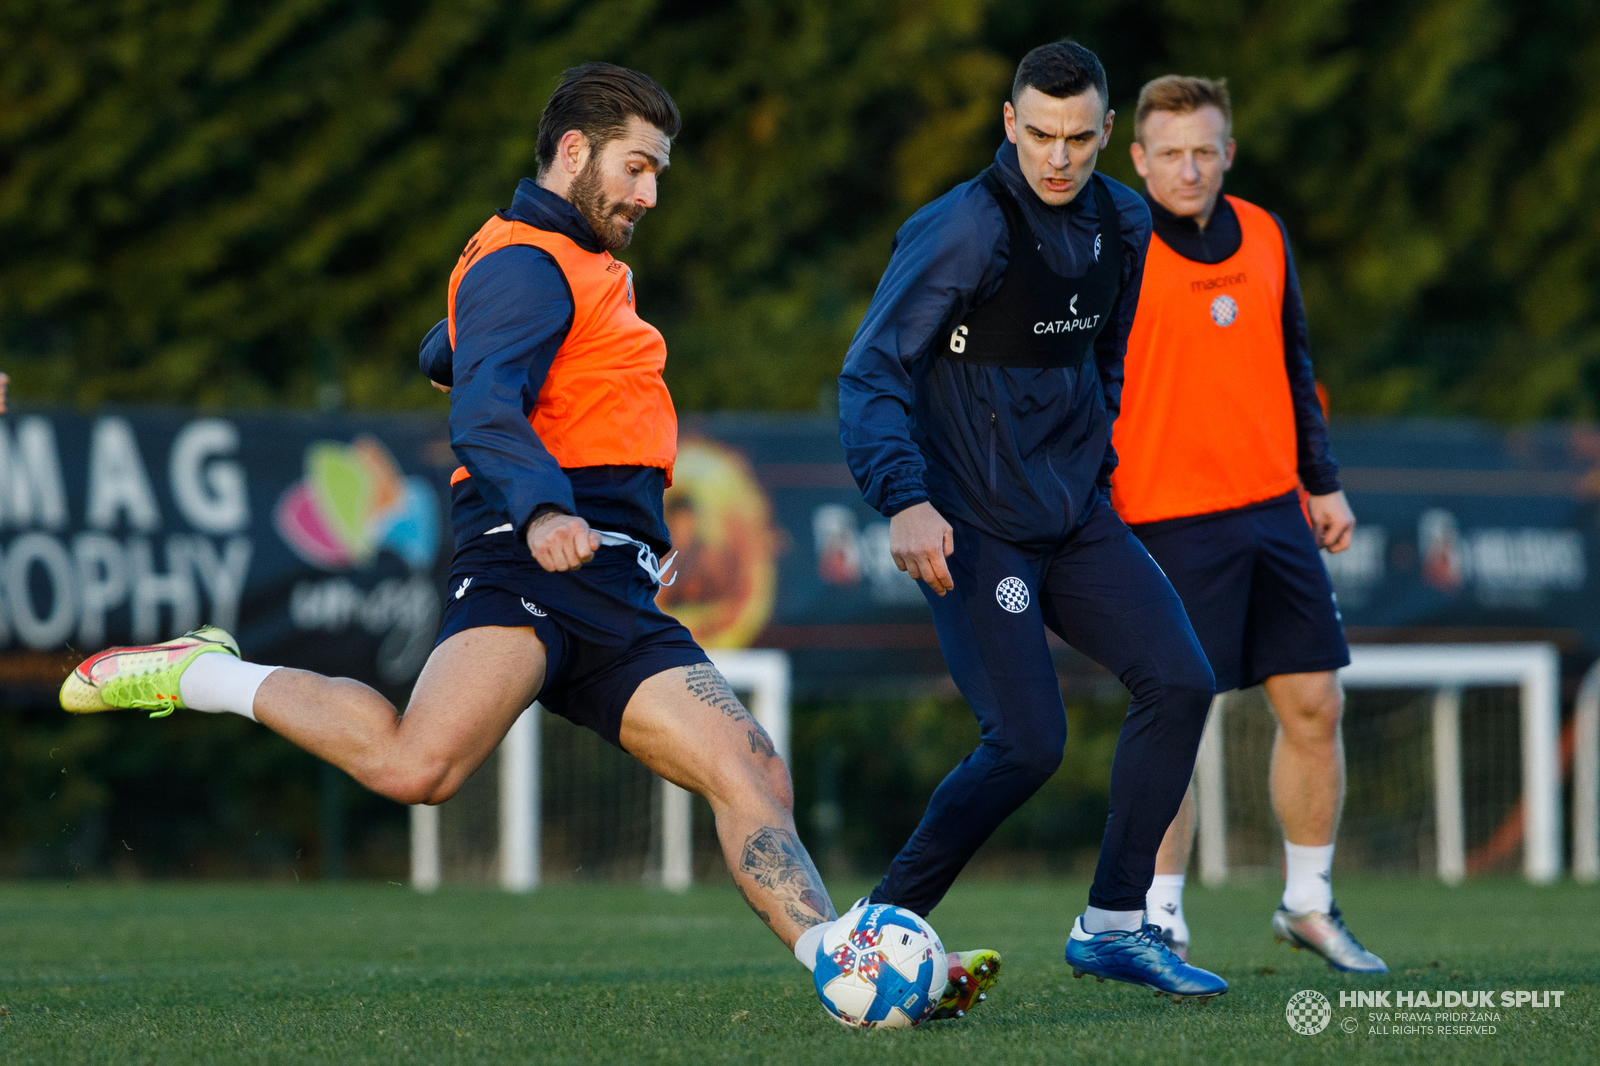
[1209,294,1238,327]
[996,577,1030,613]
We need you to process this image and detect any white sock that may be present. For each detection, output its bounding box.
[178,654,277,721]
[1282,841,1335,913]
[794,918,837,972]
[1082,906,1144,934]
[1146,874,1187,940]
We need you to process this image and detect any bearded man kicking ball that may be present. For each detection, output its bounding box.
[60,61,991,1023]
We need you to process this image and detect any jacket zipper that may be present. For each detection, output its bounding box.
[988,411,997,497]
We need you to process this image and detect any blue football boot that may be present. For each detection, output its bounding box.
[1065,916,1228,1003]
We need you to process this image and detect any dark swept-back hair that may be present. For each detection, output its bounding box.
[535,62,681,175]
[1012,40,1109,109]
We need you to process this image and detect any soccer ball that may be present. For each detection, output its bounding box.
[813,903,946,1029]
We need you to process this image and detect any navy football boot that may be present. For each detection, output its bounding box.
[1065,916,1228,1003]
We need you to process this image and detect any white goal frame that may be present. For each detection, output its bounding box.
[1574,658,1600,883]
[410,648,791,892]
[1194,643,1563,886]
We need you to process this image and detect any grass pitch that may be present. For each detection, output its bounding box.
[0,877,1594,1064]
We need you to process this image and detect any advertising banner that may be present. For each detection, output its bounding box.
[666,417,1600,693]
[0,411,454,704]
[2,411,1597,700]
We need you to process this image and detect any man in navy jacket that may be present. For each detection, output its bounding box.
[840,40,1228,1002]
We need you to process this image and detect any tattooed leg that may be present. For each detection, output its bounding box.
[684,661,779,762]
[618,663,836,948]
[740,826,835,931]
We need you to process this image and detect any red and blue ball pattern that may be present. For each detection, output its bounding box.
[813,904,945,1029]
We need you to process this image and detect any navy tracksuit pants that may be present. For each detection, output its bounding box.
[869,498,1216,915]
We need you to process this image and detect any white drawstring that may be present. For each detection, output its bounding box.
[479,522,676,586]
[594,529,678,587]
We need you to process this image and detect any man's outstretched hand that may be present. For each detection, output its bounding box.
[889,501,955,595]
[1308,490,1356,553]
[527,512,601,572]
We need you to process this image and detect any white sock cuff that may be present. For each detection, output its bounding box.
[1282,840,1336,912]
[794,919,833,972]
[1150,874,1186,888]
[179,654,278,721]
[1284,841,1335,863]
[1082,906,1144,934]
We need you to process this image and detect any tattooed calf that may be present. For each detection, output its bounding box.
[739,826,834,929]
[736,882,771,924]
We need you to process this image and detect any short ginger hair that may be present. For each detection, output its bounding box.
[1134,75,1232,144]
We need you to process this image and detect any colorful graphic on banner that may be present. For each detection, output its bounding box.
[274,436,438,571]
[655,437,779,647]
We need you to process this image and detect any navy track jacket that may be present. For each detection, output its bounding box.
[419,180,671,554]
[839,140,1152,548]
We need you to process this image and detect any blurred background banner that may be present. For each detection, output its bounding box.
[0,411,456,706]
[4,412,1600,700]
[670,416,1600,692]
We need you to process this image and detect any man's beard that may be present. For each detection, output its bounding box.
[569,160,644,251]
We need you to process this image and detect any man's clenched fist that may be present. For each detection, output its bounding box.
[1307,490,1356,554]
[527,512,601,572]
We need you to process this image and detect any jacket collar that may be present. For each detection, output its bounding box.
[1143,189,1236,235]
[993,140,1095,215]
[504,178,605,253]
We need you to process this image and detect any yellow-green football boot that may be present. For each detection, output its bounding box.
[929,949,1002,1020]
[60,627,240,718]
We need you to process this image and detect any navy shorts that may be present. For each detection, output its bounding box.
[1131,491,1350,692]
[435,531,708,747]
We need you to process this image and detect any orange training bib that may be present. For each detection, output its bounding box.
[447,214,676,486]
[1111,196,1293,524]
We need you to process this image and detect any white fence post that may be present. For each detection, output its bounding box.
[1576,660,1600,884]
[1432,687,1465,885]
[661,781,694,893]
[1521,646,1562,884]
[411,803,440,892]
[1196,693,1228,887]
[499,704,540,893]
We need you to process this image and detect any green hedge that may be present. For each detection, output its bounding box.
[4,1,1600,417]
